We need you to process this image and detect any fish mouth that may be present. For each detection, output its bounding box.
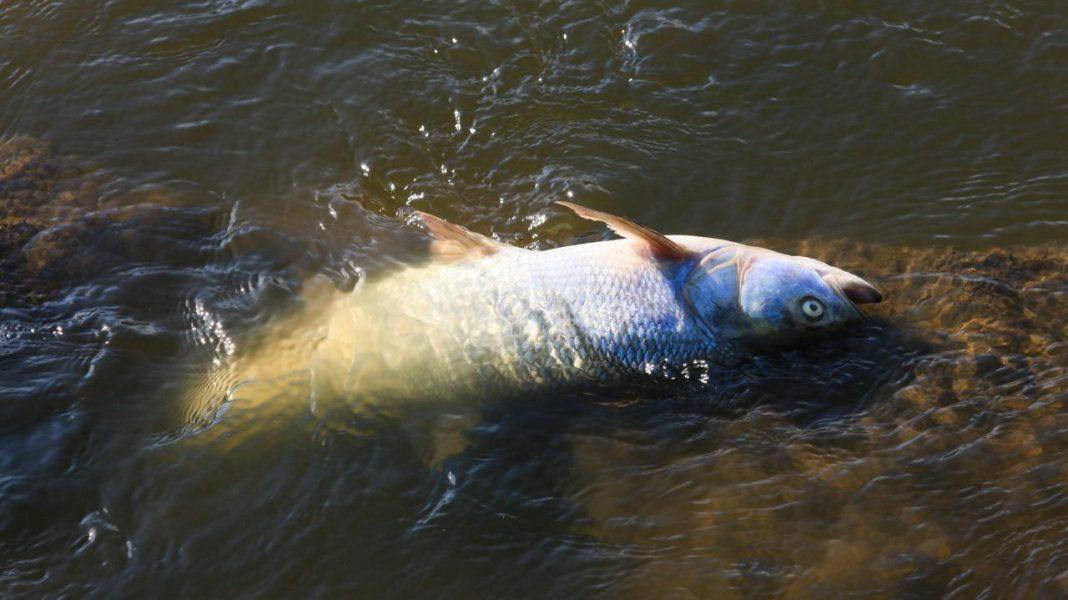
[789,254,883,308]
[821,271,884,316]
[840,281,883,305]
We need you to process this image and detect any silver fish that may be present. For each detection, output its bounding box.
[209,202,882,415]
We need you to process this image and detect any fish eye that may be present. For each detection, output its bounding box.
[799,296,825,321]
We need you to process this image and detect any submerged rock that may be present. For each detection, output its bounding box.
[0,136,97,304]
[0,137,221,306]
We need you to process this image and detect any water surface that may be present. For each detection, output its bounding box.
[1,1,1066,597]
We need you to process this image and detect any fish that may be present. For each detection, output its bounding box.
[188,201,883,424]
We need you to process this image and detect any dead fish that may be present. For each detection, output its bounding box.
[207,201,883,409]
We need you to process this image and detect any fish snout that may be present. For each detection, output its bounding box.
[822,271,883,306]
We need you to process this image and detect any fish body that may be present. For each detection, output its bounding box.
[202,203,882,419]
[309,237,717,400]
[277,204,881,405]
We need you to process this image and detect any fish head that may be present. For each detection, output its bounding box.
[683,245,883,344]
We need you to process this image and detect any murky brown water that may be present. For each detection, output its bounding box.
[1,1,1066,597]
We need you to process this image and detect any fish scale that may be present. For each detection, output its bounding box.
[311,238,720,401]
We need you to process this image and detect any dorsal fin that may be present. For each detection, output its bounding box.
[556,201,690,261]
[412,210,509,260]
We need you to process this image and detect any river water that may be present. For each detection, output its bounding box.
[1,1,1066,597]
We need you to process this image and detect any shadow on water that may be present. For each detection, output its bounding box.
[1,138,1066,597]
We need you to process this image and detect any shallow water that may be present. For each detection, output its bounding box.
[1,1,1066,597]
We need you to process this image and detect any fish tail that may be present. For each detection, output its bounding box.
[176,275,344,434]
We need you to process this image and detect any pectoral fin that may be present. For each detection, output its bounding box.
[556,201,690,261]
[413,210,512,261]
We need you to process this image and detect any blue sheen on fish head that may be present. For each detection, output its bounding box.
[739,253,852,335]
[736,250,882,340]
[683,246,882,345]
